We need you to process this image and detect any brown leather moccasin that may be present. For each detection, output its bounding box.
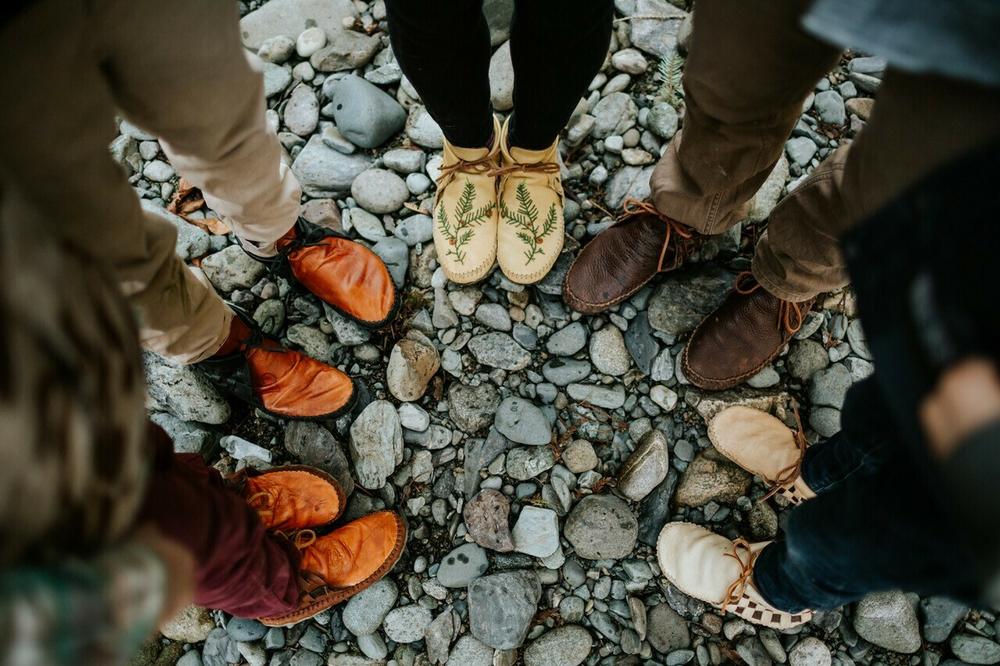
[682,272,814,391]
[564,199,701,314]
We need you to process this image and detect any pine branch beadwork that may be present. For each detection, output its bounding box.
[436,180,494,264]
[500,181,558,265]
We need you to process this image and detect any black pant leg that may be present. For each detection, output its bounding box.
[509,0,614,149]
[385,0,493,147]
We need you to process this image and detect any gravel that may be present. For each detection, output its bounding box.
[137,8,939,664]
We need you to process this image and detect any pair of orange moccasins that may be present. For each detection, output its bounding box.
[240,466,406,626]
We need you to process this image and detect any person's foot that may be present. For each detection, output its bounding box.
[242,466,347,532]
[709,406,816,505]
[272,222,398,328]
[682,272,814,390]
[258,511,407,626]
[496,117,565,284]
[657,522,813,630]
[564,199,702,314]
[198,314,356,420]
[433,117,502,284]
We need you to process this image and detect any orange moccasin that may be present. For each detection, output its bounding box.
[244,466,346,532]
[244,342,355,419]
[259,511,406,626]
[277,229,397,328]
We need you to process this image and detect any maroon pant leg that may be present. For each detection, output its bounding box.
[140,426,300,617]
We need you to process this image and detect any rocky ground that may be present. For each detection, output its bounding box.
[126,1,1000,665]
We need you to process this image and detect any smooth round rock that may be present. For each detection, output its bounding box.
[351,168,409,214]
[564,494,638,560]
[383,605,432,644]
[524,625,593,666]
[295,26,327,58]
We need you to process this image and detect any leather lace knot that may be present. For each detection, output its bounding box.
[761,404,808,502]
[722,537,759,612]
[734,271,806,335]
[621,198,696,272]
[437,154,498,190]
[276,528,317,551]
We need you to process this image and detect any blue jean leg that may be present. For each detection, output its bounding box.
[801,377,894,492]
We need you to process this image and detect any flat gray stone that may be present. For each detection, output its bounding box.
[489,41,514,111]
[618,429,669,501]
[293,135,372,196]
[144,353,230,424]
[342,579,398,635]
[853,590,921,654]
[495,397,552,446]
[921,596,969,643]
[648,266,734,335]
[546,322,589,356]
[675,448,751,507]
[469,571,542,649]
[592,92,638,139]
[951,635,1000,664]
[628,0,687,59]
[809,363,853,409]
[201,244,266,292]
[284,83,319,136]
[468,333,531,371]
[448,636,494,666]
[240,0,355,50]
[512,506,560,558]
[349,400,403,489]
[647,603,690,653]
[406,105,445,149]
[605,165,653,209]
[284,421,354,496]
[567,383,626,409]
[542,359,592,386]
[506,446,556,481]
[310,30,380,72]
[449,382,500,434]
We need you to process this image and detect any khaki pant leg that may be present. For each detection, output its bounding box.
[95,0,301,255]
[754,70,1000,301]
[0,0,231,364]
[649,0,841,234]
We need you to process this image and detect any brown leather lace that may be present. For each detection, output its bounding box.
[621,198,696,272]
[722,537,758,611]
[436,154,498,191]
[761,404,808,502]
[247,491,274,519]
[275,528,318,551]
[488,161,561,178]
[734,271,806,335]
